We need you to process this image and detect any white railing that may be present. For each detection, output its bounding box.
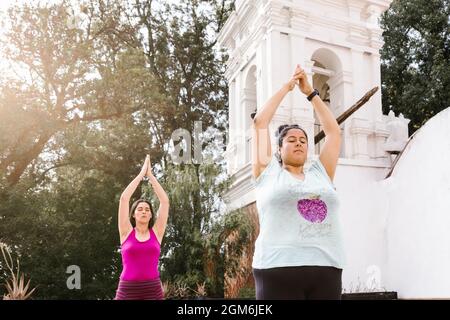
[314,124,344,155]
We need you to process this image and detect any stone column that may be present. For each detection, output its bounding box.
[226,79,237,174]
[241,85,257,165]
[294,60,318,156]
[350,118,371,160]
[371,52,383,122]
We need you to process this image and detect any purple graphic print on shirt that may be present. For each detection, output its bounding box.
[297,195,328,223]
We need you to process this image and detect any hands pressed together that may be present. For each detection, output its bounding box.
[139,155,155,179]
[286,64,314,96]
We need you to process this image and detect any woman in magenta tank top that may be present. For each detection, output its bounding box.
[114,155,169,300]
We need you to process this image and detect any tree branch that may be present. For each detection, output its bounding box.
[6,129,58,186]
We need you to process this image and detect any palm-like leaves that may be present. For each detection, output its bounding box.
[1,243,36,300]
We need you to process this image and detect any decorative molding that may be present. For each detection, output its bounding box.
[290,6,312,33]
[242,87,257,96]
[328,70,353,88]
[351,126,373,135]
[312,65,336,77]
[224,18,268,80]
[350,117,372,135]
[221,0,395,190]
[373,121,390,138]
[336,156,390,168]
[303,59,315,73]
[217,12,238,48]
[346,0,367,11]
[224,163,255,203]
[368,28,384,50]
[273,26,381,55]
[218,0,390,58]
[220,0,391,80]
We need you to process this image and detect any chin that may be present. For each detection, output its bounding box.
[285,159,303,166]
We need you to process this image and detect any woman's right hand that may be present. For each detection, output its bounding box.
[139,155,150,178]
[284,65,303,91]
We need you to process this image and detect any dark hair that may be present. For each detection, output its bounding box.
[275,124,308,164]
[129,199,155,229]
[276,124,308,147]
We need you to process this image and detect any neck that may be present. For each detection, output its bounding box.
[283,163,304,175]
[135,223,148,234]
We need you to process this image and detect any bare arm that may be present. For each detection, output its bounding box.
[297,67,341,181]
[252,67,302,178]
[147,157,169,244]
[118,155,149,242]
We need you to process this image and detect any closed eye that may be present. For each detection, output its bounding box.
[288,139,307,144]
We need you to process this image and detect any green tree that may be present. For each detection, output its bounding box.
[121,0,236,297]
[0,1,163,186]
[0,116,159,299]
[0,1,164,299]
[0,0,236,299]
[380,0,450,134]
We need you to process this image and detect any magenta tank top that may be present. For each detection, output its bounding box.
[120,228,161,281]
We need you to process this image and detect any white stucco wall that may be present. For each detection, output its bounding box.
[220,0,403,175]
[334,159,391,293]
[382,107,450,298]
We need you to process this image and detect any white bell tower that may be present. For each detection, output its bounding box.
[217,0,411,297]
[218,0,409,210]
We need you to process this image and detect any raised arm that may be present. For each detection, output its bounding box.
[146,157,169,244]
[118,155,149,243]
[252,67,302,179]
[297,66,341,181]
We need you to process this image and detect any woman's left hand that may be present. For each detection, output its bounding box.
[146,155,155,179]
[296,65,314,96]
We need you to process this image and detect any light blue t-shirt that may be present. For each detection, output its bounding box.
[252,155,346,270]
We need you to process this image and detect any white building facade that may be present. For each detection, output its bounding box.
[217,0,424,298]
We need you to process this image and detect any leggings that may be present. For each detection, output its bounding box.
[253,266,342,300]
[114,278,164,300]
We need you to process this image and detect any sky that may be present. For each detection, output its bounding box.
[0,0,28,73]
[0,0,30,14]
[0,0,71,75]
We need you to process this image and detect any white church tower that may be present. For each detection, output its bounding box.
[218,0,411,297]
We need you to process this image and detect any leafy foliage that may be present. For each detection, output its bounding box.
[380,0,450,133]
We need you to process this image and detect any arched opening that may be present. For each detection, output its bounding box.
[312,61,331,155]
[311,48,344,156]
[243,65,257,164]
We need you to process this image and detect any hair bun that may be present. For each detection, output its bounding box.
[276,124,289,137]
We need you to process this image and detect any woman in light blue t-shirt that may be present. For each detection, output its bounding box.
[251,64,345,300]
